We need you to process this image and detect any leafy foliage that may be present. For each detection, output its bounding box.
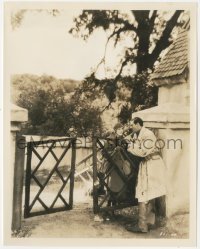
[11,9,60,30]
[12,74,103,136]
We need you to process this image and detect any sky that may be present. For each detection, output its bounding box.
[7,9,110,81]
[5,8,185,82]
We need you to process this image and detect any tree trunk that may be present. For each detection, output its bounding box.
[136,55,150,73]
[135,14,152,73]
[135,10,183,74]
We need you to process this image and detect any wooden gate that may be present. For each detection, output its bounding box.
[24,137,76,218]
[92,137,139,214]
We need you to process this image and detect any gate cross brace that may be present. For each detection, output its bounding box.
[97,174,120,207]
[94,138,139,211]
[50,170,72,209]
[38,197,48,210]
[96,138,128,183]
[31,141,57,176]
[48,147,66,183]
[29,141,71,212]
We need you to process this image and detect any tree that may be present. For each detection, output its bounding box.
[12,74,104,136]
[70,10,187,121]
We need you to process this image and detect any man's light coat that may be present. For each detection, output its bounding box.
[127,127,166,202]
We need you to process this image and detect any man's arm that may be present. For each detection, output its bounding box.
[127,133,156,157]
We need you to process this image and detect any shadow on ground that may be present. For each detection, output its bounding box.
[13,201,189,239]
[15,175,189,239]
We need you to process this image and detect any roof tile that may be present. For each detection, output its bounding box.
[151,29,189,80]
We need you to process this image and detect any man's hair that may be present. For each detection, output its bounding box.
[133,117,143,126]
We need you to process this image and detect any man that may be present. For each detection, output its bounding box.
[126,117,166,233]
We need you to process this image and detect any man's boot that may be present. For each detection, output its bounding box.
[147,200,156,230]
[126,202,148,233]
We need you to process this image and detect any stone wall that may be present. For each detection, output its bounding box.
[158,82,190,106]
[157,128,190,216]
[24,136,93,171]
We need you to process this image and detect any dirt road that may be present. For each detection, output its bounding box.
[14,177,189,239]
[15,200,189,239]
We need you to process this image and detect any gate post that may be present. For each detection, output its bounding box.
[92,137,98,214]
[12,134,26,231]
[10,104,28,232]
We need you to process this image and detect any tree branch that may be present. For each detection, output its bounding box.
[100,55,136,114]
[115,57,129,81]
[131,10,150,24]
[150,10,157,25]
[150,10,184,64]
[100,101,113,113]
[93,25,137,76]
[148,10,157,35]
